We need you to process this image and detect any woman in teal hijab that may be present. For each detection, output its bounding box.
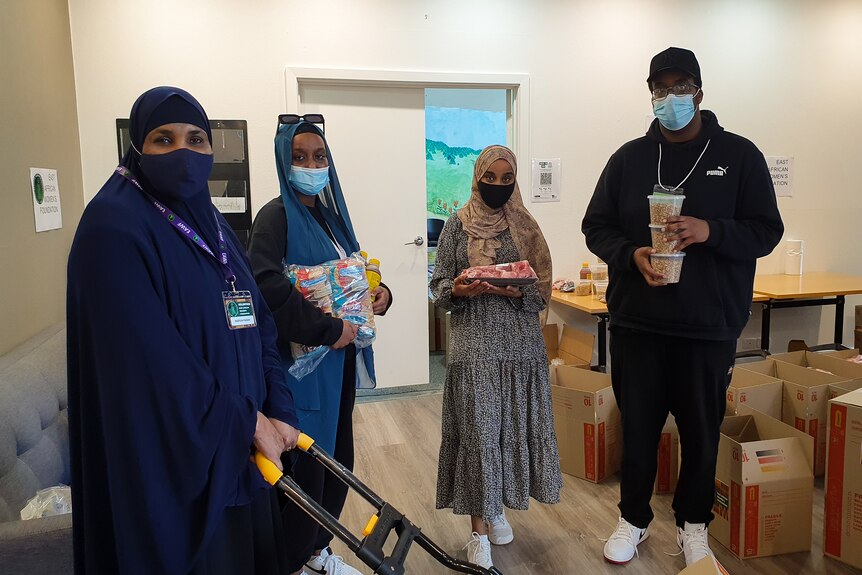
[248,118,392,575]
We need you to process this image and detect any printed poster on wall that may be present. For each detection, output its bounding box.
[30,168,63,232]
[765,156,794,198]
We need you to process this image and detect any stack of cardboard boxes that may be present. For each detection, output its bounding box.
[545,320,862,568]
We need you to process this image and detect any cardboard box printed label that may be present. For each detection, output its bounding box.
[654,415,679,495]
[824,388,862,570]
[711,405,814,560]
[551,365,620,483]
[738,358,851,476]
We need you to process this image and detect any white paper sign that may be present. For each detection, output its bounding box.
[766,156,794,198]
[30,168,62,232]
[531,158,561,203]
[211,196,247,214]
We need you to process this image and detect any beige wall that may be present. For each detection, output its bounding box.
[0,0,83,355]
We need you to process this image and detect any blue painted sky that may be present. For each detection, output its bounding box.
[425,106,507,151]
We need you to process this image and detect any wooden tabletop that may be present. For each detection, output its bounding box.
[550,291,608,314]
[551,289,769,312]
[753,272,862,299]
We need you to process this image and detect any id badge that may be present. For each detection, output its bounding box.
[653,184,684,196]
[222,290,257,330]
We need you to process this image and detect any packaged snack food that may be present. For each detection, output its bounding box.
[284,264,334,379]
[327,254,376,349]
[648,194,685,225]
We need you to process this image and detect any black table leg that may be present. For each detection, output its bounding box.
[836,295,845,347]
[596,314,608,372]
[760,301,772,355]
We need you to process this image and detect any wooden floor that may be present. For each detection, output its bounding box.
[326,393,860,575]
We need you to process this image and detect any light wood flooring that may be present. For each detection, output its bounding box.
[325,393,859,574]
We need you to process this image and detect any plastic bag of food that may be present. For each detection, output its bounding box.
[284,264,334,379]
[20,485,72,520]
[325,254,376,349]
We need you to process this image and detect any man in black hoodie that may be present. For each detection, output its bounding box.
[582,47,783,569]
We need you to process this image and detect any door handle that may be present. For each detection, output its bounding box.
[405,236,424,246]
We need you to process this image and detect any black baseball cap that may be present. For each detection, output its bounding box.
[647,47,701,86]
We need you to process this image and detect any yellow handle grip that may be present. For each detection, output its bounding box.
[297,433,315,452]
[254,452,284,486]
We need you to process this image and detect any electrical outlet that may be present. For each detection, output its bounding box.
[736,337,761,352]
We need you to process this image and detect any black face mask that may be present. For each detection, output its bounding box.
[478,181,515,210]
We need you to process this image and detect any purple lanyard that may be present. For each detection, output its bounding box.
[116,166,238,290]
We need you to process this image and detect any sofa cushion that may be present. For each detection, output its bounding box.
[0,325,68,523]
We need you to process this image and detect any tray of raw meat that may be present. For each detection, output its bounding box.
[463,260,538,287]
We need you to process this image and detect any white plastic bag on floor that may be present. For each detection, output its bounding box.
[20,485,72,520]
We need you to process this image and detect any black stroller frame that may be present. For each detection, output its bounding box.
[256,433,503,575]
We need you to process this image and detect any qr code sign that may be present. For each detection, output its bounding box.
[540,172,553,186]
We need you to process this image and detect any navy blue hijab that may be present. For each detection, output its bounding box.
[273,122,375,452]
[67,87,296,574]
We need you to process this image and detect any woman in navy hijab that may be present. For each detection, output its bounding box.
[248,120,392,575]
[67,87,300,575]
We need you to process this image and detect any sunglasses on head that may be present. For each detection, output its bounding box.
[278,113,325,134]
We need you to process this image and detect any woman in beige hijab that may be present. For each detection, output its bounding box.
[431,145,561,570]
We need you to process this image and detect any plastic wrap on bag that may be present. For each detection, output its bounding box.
[20,485,72,520]
[326,254,376,349]
[284,264,333,379]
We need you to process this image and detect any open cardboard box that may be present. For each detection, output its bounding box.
[726,368,783,419]
[551,365,620,483]
[679,556,730,575]
[711,405,814,559]
[738,358,853,475]
[544,324,595,386]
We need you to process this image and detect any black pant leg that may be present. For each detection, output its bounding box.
[313,347,357,550]
[670,338,735,528]
[611,327,671,529]
[280,450,327,572]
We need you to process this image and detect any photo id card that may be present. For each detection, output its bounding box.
[222,290,257,329]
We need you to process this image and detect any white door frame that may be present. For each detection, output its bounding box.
[284,67,531,179]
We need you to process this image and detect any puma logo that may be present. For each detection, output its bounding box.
[706,166,729,176]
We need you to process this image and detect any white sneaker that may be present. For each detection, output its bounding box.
[305,547,362,575]
[677,522,713,566]
[603,516,649,564]
[487,511,514,545]
[464,532,493,568]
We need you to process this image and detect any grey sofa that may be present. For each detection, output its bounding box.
[0,324,72,573]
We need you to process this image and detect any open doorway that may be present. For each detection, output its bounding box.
[425,88,511,389]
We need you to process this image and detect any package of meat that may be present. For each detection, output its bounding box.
[463,260,538,286]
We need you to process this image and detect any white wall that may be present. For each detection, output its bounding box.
[69,0,862,352]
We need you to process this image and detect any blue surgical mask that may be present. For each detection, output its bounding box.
[652,92,699,131]
[289,166,330,196]
[138,148,214,201]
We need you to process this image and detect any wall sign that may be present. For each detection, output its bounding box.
[30,168,63,232]
[766,156,794,198]
[531,158,561,203]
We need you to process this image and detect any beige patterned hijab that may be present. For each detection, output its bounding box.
[457,145,553,303]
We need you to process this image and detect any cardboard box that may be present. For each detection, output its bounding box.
[738,358,851,475]
[773,349,862,386]
[551,365,620,483]
[544,323,594,369]
[679,556,730,575]
[825,388,862,569]
[654,414,679,495]
[726,368,784,419]
[824,348,862,362]
[711,405,814,559]
[828,380,862,400]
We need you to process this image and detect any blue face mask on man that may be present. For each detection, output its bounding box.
[652,91,699,131]
[289,166,330,196]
